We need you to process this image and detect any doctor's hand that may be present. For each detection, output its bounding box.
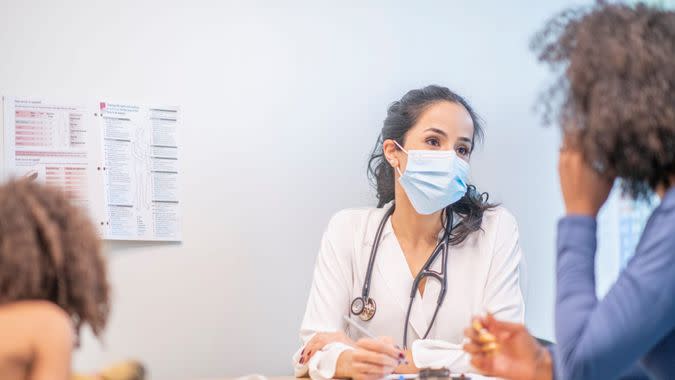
[300,331,355,364]
[463,315,552,380]
[559,135,614,218]
[336,337,404,380]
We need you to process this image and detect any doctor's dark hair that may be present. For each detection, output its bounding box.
[367,85,496,245]
[0,179,110,338]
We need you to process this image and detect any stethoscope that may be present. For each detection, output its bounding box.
[350,203,454,348]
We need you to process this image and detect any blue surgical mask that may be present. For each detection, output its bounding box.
[394,141,470,215]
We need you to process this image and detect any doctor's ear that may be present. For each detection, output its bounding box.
[382,139,400,168]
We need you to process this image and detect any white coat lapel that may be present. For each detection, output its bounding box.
[373,219,430,343]
[421,212,463,333]
[420,247,444,331]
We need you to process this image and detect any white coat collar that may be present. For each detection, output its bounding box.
[378,201,462,239]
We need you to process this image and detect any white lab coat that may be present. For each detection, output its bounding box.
[293,203,524,379]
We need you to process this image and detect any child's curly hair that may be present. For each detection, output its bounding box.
[532,1,675,199]
[0,179,110,336]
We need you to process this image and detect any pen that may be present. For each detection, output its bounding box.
[342,316,409,365]
[343,315,377,339]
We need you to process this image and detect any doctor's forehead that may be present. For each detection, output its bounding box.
[411,101,474,139]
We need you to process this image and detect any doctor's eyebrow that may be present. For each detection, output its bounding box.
[425,128,473,147]
[457,136,473,147]
[424,127,448,137]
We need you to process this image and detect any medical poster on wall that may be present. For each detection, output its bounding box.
[1,96,182,242]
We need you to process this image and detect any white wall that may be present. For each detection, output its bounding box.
[0,1,588,379]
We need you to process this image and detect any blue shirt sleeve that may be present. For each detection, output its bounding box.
[554,213,675,379]
[548,345,650,380]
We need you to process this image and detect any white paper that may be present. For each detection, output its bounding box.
[99,102,182,241]
[1,97,107,229]
[1,96,182,242]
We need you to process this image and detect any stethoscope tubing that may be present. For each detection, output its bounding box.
[354,203,454,348]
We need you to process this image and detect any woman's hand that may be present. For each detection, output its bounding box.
[394,349,418,374]
[336,337,405,380]
[300,331,355,364]
[559,136,614,217]
[463,314,552,380]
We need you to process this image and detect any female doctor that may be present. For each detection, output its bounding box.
[293,85,524,380]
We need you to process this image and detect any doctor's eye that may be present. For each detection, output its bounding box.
[456,145,469,157]
[425,137,440,147]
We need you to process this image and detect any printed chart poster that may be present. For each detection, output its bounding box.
[1,97,106,224]
[100,102,181,241]
[2,97,182,242]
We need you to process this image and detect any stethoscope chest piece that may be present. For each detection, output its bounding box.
[351,296,376,321]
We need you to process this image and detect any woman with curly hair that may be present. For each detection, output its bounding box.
[0,179,110,380]
[463,2,675,380]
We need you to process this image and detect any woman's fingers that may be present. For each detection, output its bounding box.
[485,315,525,341]
[299,343,312,364]
[300,331,361,365]
[350,343,399,379]
[378,336,396,346]
[351,339,402,379]
[352,348,399,368]
[300,334,326,364]
[356,337,403,360]
[464,317,503,359]
[464,326,480,343]
[463,342,483,355]
[466,318,498,351]
[470,353,496,377]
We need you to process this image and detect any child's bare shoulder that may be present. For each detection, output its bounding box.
[0,301,73,379]
[0,300,74,351]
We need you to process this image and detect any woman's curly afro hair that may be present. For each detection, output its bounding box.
[532,1,675,199]
[0,179,110,337]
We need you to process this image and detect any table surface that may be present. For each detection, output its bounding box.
[197,377,295,380]
[200,375,495,380]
